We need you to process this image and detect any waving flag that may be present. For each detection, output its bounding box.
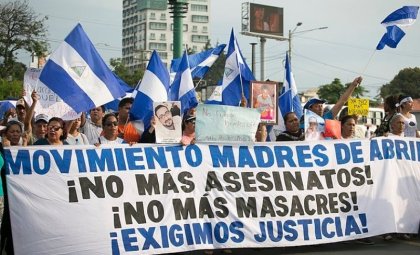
[219,29,255,106]
[169,51,198,114]
[377,6,419,50]
[171,44,226,79]
[381,6,419,27]
[268,53,302,141]
[376,25,406,50]
[130,51,170,130]
[39,24,126,113]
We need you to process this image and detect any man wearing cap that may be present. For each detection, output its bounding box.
[181,113,196,145]
[304,76,363,120]
[15,98,27,124]
[28,114,49,144]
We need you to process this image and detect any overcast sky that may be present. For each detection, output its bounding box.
[18,0,420,98]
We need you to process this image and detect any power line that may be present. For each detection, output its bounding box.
[292,52,390,81]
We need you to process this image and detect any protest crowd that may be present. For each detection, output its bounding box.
[0,7,420,252]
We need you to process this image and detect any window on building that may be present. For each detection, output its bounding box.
[150,22,167,30]
[191,15,209,23]
[160,13,166,20]
[202,26,208,33]
[150,13,156,20]
[149,42,167,51]
[150,33,156,40]
[192,25,198,32]
[160,34,166,41]
[191,35,208,43]
[170,24,188,32]
[191,4,208,12]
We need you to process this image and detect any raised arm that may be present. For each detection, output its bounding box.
[330,76,363,119]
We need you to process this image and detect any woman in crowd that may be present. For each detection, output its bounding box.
[66,118,89,145]
[374,95,398,137]
[1,120,27,146]
[96,113,124,145]
[34,117,68,145]
[388,113,405,137]
[340,115,357,139]
[276,112,304,141]
[397,95,419,137]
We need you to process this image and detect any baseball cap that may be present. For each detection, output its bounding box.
[34,114,49,123]
[303,98,327,110]
[16,99,26,108]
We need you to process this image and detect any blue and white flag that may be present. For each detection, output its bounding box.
[377,6,419,50]
[219,29,255,106]
[268,53,302,141]
[381,6,419,27]
[169,51,198,114]
[103,73,135,112]
[170,44,226,79]
[130,51,170,130]
[376,25,406,50]
[39,24,126,113]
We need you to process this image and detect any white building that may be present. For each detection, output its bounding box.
[122,0,210,71]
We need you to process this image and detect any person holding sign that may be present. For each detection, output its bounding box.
[154,102,182,144]
[304,77,363,121]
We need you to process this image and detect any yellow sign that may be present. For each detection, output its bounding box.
[348,98,369,116]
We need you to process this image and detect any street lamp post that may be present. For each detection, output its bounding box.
[288,22,328,65]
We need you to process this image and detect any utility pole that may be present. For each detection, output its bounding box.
[250,42,257,76]
[260,37,266,81]
[168,0,188,58]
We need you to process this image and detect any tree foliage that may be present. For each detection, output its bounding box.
[110,58,144,87]
[317,78,345,103]
[317,78,368,104]
[0,0,48,79]
[379,67,420,99]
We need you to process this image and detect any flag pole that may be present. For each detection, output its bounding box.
[360,49,377,76]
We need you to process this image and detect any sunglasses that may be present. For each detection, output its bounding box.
[48,126,62,131]
[105,121,118,127]
[186,119,196,124]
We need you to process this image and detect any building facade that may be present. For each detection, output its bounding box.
[122,0,210,71]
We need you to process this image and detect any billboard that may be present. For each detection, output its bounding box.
[249,3,284,36]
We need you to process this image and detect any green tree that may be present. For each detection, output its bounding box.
[379,67,420,99]
[0,0,48,79]
[317,78,345,103]
[110,58,144,87]
[317,78,369,104]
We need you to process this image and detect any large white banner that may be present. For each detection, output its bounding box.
[4,137,420,254]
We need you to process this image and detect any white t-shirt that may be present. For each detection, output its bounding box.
[81,119,102,145]
[66,133,89,145]
[402,114,417,137]
[98,136,124,145]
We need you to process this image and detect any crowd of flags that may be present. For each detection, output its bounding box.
[31,5,418,139]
